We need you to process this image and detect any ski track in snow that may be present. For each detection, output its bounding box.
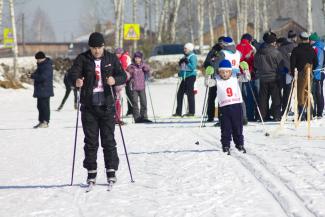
[0,79,325,217]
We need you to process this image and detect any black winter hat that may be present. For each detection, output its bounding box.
[35,51,46,59]
[263,32,277,44]
[88,32,105,47]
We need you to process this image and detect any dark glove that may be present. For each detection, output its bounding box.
[178,57,186,66]
[184,58,189,64]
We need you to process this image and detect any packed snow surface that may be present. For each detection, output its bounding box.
[1,78,325,217]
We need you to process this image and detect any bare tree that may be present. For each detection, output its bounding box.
[144,0,149,40]
[186,0,194,42]
[113,0,123,48]
[207,0,214,46]
[9,0,18,78]
[197,0,204,51]
[169,0,181,43]
[254,0,260,40]
[221,0,231,37]
[157,0,168,43]
[242,0,248,34]
[262,0,268,32]
[236,0,242,43]
[307,0,312,33]
[30,7,56,42]
[0,0,3,30]
[132,0,137,51]
[118,0,125,48]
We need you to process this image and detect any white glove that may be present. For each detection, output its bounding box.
[244,70,251,81]
[205,77,216,87]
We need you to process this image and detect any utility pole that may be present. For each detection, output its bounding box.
[9,0,19,79]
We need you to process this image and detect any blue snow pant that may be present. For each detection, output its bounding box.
[219,103,244,149]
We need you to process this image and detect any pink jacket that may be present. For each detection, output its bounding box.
[126,63,150,91]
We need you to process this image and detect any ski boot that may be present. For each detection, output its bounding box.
[235,145,247,153]
[222,147,231,155]
[86,170,97,184]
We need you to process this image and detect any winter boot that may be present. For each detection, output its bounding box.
[235,145,247,153]
[87,170,97,184]
[38,121,49,128]
[106,169,117,183]
[33,122,42,128]
[222,146,231,155]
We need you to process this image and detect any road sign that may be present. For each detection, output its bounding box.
[123,24,140,40]
[3,28,14,48]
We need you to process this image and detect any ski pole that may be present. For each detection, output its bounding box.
[172,78,181,115]
[146,81,157,123]
[247,81,270,136]
[109,85,135,183]
[70,89,80,186]
[195,86,210,145]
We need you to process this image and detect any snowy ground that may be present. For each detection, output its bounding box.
[1,78,325,217]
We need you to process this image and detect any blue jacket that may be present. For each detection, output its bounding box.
[178,52,197,79]
[31,58,54,98]
[312,40,324,80]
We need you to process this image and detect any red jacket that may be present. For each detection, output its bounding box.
[236,39,255,73]
[119,52,132,71]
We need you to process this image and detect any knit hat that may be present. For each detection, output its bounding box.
[88,32,105,47]
[219,59,232,71]
[184,43,194,51]
[299,32,309,40]
[288,30,297,39]
[133,51,143,59]
[221,37,235,46]
[263,32,277,44]
[115,48,124,54]
[309,32,320,41]
[241,33,253,42]
[35,51,46,59]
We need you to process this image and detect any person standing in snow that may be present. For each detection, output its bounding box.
[56,73,78,111]
[173,43,198,117]
[290,32,318,120]
[31,51,54,128]
[114,48,131,125]
[236,33,256,123]
[254,32,283,122]
[203,36,225,122]
[205,37,242,125]
[126,51,152,123]
[276,30,298,114]
[68,32,127,185]
[115,48,133,116]
[309,32,324,118]
[215,59,245,154]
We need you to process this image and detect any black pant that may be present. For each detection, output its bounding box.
[59,87,77,109]
[125,81,133,114]
[312,77,324,117]
[37,97,50,123]
[259,80,281,120]
[207,85,217,120]
[282,83,292,114]
[176,76,196,115]
[219,103,244,148]
[81,105,119,171]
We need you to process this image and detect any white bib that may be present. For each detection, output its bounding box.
[222,50,241,74]
[216,76,243,107]
[93,60,104,93]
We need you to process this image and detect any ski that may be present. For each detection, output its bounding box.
[85,182,95,193]
[107,181,114,191]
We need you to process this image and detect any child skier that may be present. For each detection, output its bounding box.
[126,51,152,123]
[215,59,246,155]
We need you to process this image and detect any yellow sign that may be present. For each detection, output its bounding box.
[3,28,14,48]
[123,24,140,40]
